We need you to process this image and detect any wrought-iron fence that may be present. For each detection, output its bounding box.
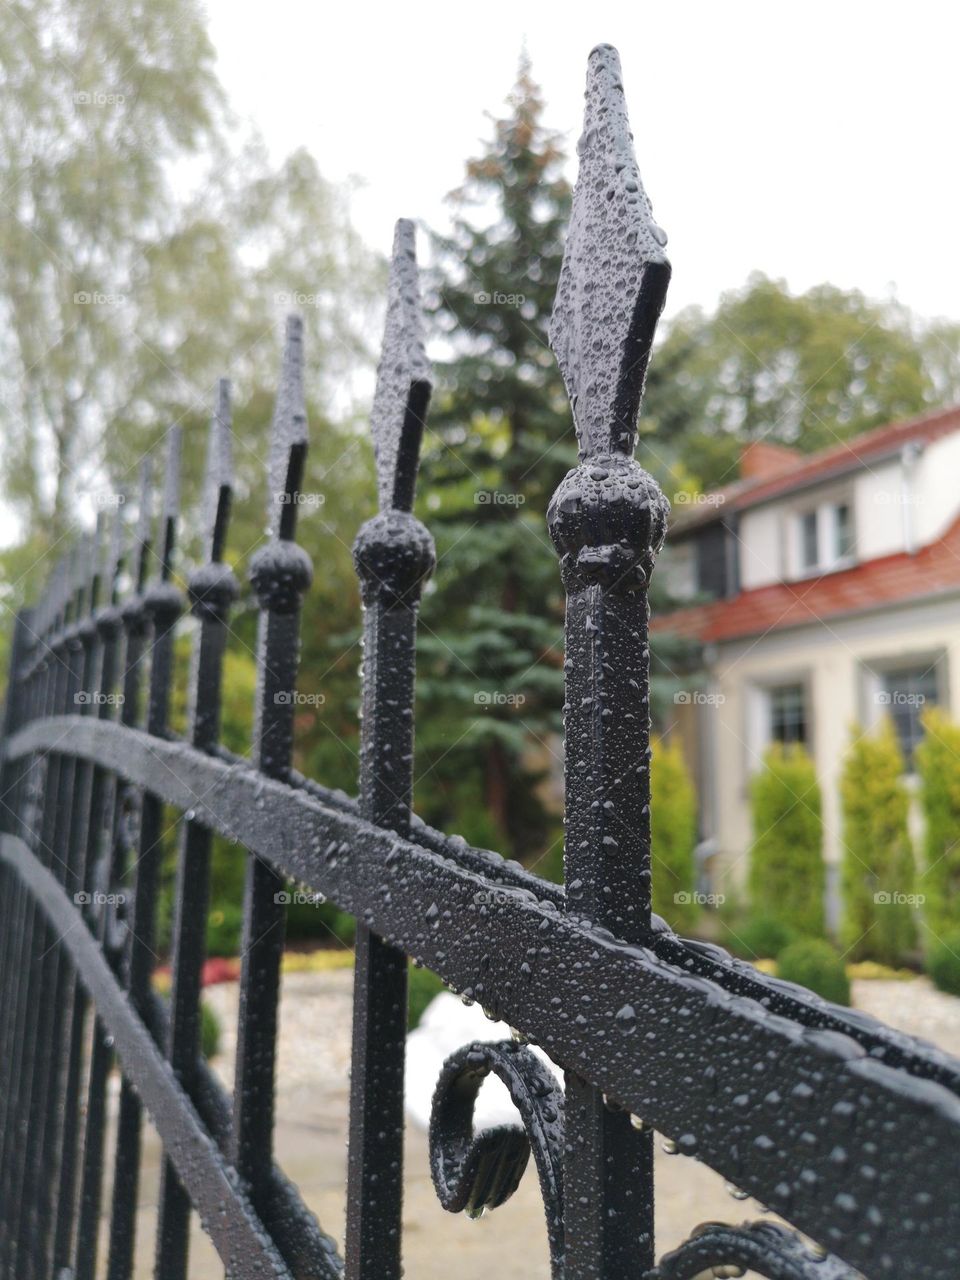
[1,42,958,1280]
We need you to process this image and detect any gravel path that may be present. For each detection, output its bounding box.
[104,970,959,1278]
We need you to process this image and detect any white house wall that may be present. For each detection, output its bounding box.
[706,593,960,895]
[731,431,960,587]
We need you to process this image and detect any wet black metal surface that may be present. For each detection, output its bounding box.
[0,41,958,1280]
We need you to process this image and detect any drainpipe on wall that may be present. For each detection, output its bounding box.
[697,642,720,893]
[900,441,922,555]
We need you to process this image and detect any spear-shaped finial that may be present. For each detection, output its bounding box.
[102,499,127,606]
[370,219,432,513]
[159,426,182,580]
[267,314,307,541]
[135,456,154,592]
[203,378,233,562]
[88,510,106,611]
[549,44,671,462]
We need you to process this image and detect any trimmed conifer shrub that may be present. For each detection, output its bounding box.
[915,707,960,939]
[840,719,916,965]
[748,744,824,938]
[778,939,850,1005]
[651,736,699,929]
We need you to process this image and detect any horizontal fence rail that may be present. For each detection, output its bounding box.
[0,41,958,1280]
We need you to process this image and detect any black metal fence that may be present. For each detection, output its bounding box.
[1,42,958,1280]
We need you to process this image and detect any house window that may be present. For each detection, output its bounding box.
[880,664,940,764]
[799,511,818,571]
[833,502,854,560]
[794,500,855,576]
[769,682,808,746]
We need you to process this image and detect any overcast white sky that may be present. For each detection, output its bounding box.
[204,0,959,323]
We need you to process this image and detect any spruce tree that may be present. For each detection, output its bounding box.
[416,55,573,858]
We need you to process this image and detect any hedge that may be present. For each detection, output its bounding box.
[651,736,699,929]
[840,719,916,965]
[748,743,824,938]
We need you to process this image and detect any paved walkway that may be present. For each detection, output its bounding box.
[95,970,960,1277]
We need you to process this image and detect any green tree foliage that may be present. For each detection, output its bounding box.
[0,0,379,567]
[840,720,917,964]
[914,707,960,940]
[642,274,960,492]
[650,737,698,929]
[749,744,824,938]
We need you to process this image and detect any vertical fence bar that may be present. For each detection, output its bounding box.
[106,436,183,1280]
[546,45,671,1279]
[231,317,312,1210]
[0,605,35,1266]
[37,504,126,1274]
[29,521,115,1280]
[345,219,434,1280]
[155,380,238,1280]
[50,548,101,1273]
[11,541,91,1278]
[100,461,154,1280]
[71,509,130,1280]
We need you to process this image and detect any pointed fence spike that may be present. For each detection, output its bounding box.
[159,428,182,579]
[203,378,233,561]
[89,511,106,610]
[103,500,127,603]
[267,314,307,539]
[135,456,154,590]
[370,218,432,512]
[161,427,183,527]
[549,44,671,461]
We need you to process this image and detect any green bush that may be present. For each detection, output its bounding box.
[915,708,960,938]
[651,737,699,929]
[200,1000,221,1060]
[778,939,850,1005]
[749,744,824,938]
[733,914,796,962]
[206,903,245,958]
[407,964,446,1030]
[840,720,916,964]
[925,932,960,996]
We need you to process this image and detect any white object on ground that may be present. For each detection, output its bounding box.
[405,992,563,1130]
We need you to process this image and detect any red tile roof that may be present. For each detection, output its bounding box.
[655,513,960,645]
[671,403,960,532]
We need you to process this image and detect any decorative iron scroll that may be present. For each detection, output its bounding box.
[430,1040,565,1275]
[645,1220,858,1280]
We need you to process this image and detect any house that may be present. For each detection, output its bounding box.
[653,404,960,921]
